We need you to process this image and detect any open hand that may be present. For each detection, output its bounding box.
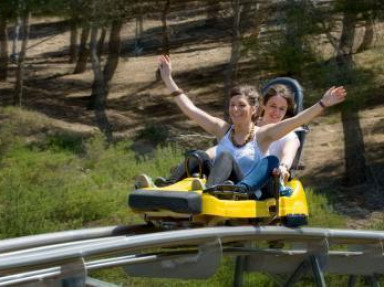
[321,86,347,107]
[158,55,172,82]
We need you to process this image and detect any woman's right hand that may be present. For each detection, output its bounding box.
[158,55,171,77]
[158,55,178,92]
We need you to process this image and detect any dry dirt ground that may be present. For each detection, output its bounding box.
[2,16,384,229]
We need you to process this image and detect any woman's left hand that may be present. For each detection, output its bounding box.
[321,86,347,107]
[272,167,289,183]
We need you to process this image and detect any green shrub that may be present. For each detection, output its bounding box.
[0,130,185,238]
[135,123,170,146]
[44,132,85,154]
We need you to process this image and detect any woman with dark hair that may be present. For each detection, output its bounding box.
[259,84,300,182]
[138,55,346,198]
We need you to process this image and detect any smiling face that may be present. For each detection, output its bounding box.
[229,94,257,125]
[262,95,288,124]
[228,85,261,126]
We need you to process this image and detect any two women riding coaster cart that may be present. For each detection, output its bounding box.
[128,55,346,228]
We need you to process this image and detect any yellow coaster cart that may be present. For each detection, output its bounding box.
[129,77,309,228]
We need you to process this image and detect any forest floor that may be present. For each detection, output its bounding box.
[1,16,384,229]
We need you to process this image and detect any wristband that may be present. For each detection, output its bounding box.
[171,89,184,97]
[318,100,326,109]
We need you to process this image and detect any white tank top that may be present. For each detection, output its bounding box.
[216,126,265,177]
[267,130,299,160]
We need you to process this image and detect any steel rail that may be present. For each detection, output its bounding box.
[1,226,384,271]
[0,224,150,253]
[1,226,384,286]
[0,267,61,286]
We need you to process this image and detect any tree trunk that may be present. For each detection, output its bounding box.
[134,10,144,56]
[69,18,78,63]
[103,20,122,83]
[336,4,355,70]
[89,24,112,142]
[0,17,9,81]
[341,109,368,186]
[11,16,21,62]
[161,0,170,55]
[336,2,368,187]
[73,25,90,74]
[356,19,374,53]
[89,20,123,109]
[206,1,221,27]
[14,10,31,106]
[97,27,107,57]
[224,0,242,120]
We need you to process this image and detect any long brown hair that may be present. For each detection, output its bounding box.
[262,84,296,119]
[229,85,262,122]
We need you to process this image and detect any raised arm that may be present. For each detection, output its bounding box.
[158,55,229,138]
[258,86,346,151]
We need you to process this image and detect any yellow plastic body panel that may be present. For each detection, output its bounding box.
[131,177,309,220]
[143,178,203,192]
[279,179,309,217]
[201,194,270,218]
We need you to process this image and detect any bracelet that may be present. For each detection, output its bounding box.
[171,89,184,97]
[318,100,326,109]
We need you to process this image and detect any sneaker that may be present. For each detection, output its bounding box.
[154,177,171,187]
[223,180,234,185]
[235,183,249,193]
[254,189,263,199]
[134,174,155,189]
[279,186,294,197]
[191,178,205,190]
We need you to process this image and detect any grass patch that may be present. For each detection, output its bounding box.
[306,188,346,228]
[0,109,184,238]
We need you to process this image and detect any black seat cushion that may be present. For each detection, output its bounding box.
[129,190,202,214]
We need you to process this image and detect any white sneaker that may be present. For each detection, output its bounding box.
[134,174,155,189]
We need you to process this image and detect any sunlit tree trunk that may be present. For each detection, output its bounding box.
[14,10,30,106]
[90,24,112,142]
[0,17,8,81]
[73,25,90,74]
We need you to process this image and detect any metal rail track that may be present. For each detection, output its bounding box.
[0,226,384,286]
